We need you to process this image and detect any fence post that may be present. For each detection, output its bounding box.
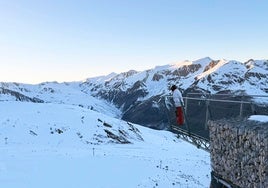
[239,95,244,118]
[250,102,257,115]
[185,93,188,115]
[205,99,210,130]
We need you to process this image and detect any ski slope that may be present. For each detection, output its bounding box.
[0,101,211,188]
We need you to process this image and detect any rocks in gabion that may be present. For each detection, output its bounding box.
[209,119,268,188]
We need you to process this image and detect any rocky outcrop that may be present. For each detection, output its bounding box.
[0,88,44,103]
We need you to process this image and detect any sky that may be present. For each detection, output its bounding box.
[0,0,267,84]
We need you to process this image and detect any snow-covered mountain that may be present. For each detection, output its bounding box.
[80,57,268,129]
[1,57,267,130]
[82,57,268,96]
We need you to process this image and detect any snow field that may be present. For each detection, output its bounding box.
[0,101,211,188]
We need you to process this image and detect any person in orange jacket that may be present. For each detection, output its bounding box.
[170,85,184,125]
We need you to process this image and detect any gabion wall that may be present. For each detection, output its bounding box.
[209,119,268,188]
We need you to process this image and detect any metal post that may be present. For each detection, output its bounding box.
[205,99,210,130]
[239,95,244,118]
[250,102,256,115]
[185,94,188,115]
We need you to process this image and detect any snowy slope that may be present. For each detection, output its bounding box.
[0,82,121,118]
[0,101,210,188]
[0,101,140,146]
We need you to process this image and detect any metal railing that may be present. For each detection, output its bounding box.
[185,93,267,125]
[166,93,268,151]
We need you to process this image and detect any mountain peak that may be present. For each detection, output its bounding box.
[170,57,214,69]
[193,57,213,66]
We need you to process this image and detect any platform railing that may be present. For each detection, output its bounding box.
[183,93,268,129]
[166,93,268,151]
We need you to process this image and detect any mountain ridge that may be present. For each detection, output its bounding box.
[1,57,268,130]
